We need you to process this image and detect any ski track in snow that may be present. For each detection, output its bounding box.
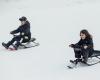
[0,0,100,80]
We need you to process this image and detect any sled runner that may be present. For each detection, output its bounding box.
[67,50,100,69]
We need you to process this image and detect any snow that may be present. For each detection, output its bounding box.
[0,0,100,80]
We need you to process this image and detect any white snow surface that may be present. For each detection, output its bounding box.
[0,0,100,80]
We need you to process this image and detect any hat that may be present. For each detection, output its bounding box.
[19,16,27,21]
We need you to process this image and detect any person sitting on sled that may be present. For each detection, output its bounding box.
[2,16,31,50]
[69,29,94,64]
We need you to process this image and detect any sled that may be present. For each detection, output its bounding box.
[18,38,40,49]
[2,38,40,51]
[67,50,100,69]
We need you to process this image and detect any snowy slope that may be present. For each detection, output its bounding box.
[0,0,100,80]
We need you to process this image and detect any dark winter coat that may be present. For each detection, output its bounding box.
[77,38,94,49]
[76,38,94,57]
[11,21,31,39]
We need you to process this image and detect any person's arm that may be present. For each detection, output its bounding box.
[87,38,93,48]
[74,40,83,48]
[10,27,21,34]
[83,38,93,49]
[69,39,82,48]
[76,39,82,46]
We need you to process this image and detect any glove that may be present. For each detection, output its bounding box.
[69,44,75,48]
[10,31,14,34]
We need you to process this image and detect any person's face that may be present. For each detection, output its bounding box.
[80,33,86,40]
[21,21,26,25]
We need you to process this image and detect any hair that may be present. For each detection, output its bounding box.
[80,29,92,39]
[19,16,27,21]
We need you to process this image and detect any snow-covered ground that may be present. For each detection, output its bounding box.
[0,0,100,80]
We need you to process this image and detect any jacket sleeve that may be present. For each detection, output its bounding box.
[11,21,30,35]
[71,40,82,48]
[74,40,84,48]
[87,38,93,48]
[76,39,82,46]
[11,27,21,34]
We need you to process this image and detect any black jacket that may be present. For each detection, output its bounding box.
[77,38,94,49]
[11,21,31,39]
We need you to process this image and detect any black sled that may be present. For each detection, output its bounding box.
[67,50,100,69]
[2,38,40,51]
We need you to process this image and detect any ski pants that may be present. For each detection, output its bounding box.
[74,48,93,61]
[7,35,30,47]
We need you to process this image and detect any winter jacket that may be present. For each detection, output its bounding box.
[77,38,94,49]
[11,21,31,39]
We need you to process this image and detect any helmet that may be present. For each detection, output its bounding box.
[19,16,27,21]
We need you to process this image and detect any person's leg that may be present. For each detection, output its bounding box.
[82,49,89,63]
[6,36,21,48]
[14,41,21,50]
[21,35,30,43]
[14,35,32,50]
[21,38,29,43]
[74,48,82,58]
[73,48,82,64]
[13,35,25,50]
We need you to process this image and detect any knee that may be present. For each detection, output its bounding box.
[13,36,21,41]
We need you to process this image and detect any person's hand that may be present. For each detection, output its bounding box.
[69,44,72,47]
[84,46,88,49]
[69,44,75,48]
[10,31,13,34]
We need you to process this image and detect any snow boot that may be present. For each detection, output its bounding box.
[2,42,9,49]
[70,59,82,64]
